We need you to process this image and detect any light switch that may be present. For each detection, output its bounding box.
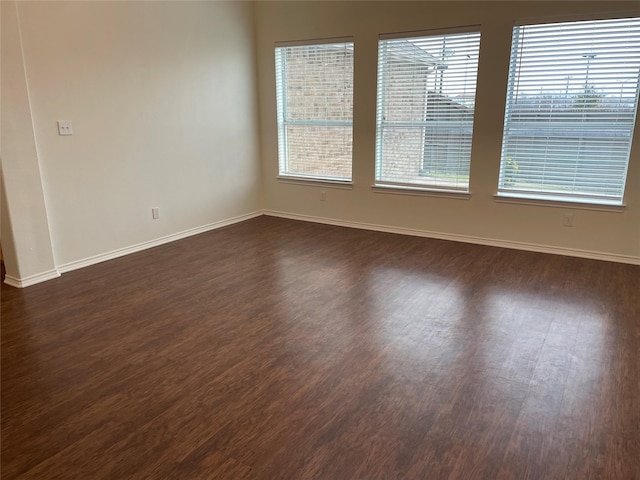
[57,120,73,136]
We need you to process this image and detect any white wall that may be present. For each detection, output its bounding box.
[255,1,640,263]
[1,0,261,284]
[1,0,58,285]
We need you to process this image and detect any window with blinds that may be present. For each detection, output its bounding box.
[375,30,481,192]
[275,41,354,181]
[498,18,640,205]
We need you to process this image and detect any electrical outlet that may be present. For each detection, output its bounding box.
[152,207,160,220]
[320,191,327,202]
[562,213,573,227]
[57,120,73,136]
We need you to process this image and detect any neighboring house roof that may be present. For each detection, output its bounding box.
[385,40,439,68]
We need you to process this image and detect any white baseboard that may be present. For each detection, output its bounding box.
[264,210,640,265]
[4,269,61,288]
[57,211,264,274]
[5,209,636,289]
[4,211,263,288]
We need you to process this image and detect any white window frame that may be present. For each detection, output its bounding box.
[275,38,354,184]
[374,27,481,195]
[497,17,640,206]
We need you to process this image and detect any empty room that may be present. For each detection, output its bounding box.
[1,1,639,479]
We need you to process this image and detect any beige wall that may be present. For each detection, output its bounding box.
[1,1,262,284]
[1,0,58,284]
[255,1,640,262]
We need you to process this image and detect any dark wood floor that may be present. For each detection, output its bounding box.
[2,216,638,479]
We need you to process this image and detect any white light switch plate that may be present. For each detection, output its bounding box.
[57,120,73,136]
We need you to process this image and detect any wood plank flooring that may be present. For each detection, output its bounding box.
[1,216,639,479]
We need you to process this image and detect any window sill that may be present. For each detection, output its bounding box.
[372,184,470,199]
[494,193,626,212]
[277,176,353,190]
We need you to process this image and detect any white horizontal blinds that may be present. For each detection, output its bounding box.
[275,42,353,180]
[499,18,640,204]
[376,31,480,191]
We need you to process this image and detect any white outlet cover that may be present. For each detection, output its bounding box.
[57,120,73,136]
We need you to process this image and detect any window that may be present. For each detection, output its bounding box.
[375,30,481,192]
[275,40,354,182]
[498,18,640,205]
